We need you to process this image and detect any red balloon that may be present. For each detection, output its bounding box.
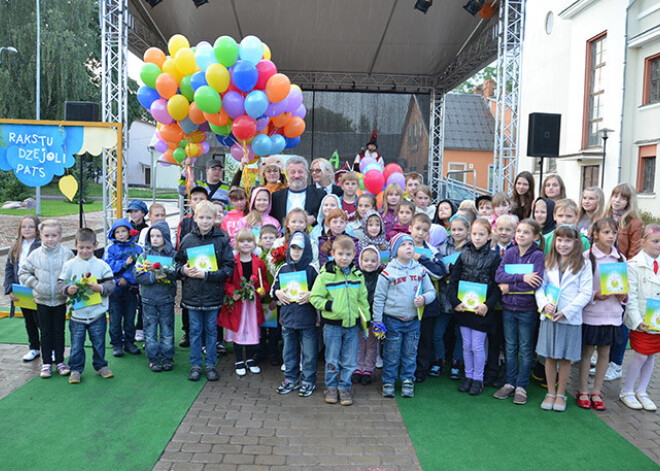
[232,115,257,141]
[383,163,404,182]
[364,169,385,194]
[255,60,277,90]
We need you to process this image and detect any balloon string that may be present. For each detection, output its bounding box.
[241,140,250,193]
[185,164,194,200]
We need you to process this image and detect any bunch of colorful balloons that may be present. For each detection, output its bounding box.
[357,160,405,204]
[137,34,306,169]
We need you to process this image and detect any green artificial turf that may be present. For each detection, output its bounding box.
[0,316,204,471]
[397,377,658,470]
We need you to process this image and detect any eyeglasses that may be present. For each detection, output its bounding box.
[311,169,323,174]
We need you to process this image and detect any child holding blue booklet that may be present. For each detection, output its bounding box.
[494,218,545,405]
[449,219,501,396]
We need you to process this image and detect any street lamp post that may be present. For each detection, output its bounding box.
[600,128,614,187]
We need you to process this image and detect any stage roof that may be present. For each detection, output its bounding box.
[127,0,498,93]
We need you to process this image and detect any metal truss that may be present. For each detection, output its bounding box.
[283,71,437,94]
[436,15,500,91]
[100,0,128,241]
[492,0,525,193]
[427,88,445,201]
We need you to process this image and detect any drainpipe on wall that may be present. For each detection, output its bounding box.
[617,0,636,183]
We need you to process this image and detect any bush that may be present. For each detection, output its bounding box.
[0,172,33,202]
[641,210,660,227]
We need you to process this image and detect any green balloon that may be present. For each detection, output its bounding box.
[194,86,222,114]
[179,139,188,148]
[180,75,194,101]
[173,147,186,163]
[213,36,239,68]
[359,176,365,190]
[140,63,161,89]
[209,122,231,136]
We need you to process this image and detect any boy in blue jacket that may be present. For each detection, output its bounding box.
[134,221,178,372]
[104,218,143,357]
[272,232,319,397]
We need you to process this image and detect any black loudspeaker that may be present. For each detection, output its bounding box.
[527,113,561,157]
[64,101,99,122]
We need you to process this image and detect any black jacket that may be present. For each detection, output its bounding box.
[362,268,381,318]
[417,251,447,319]
[270,186,325,227]
[449,241,501,334]
[175,225,235,310]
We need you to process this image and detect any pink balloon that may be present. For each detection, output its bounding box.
[255,60,277,90]
[150,99,174,124]
[387,172,405,191]
[364,169,385,194]
[230,142,255,162]
[383,163,403,182]
[154,130,162,140]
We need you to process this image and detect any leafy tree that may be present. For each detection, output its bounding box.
[453,66,497,94]
[313,107,355,133]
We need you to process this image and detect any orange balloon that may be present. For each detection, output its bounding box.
[479,3,495,18]
[284,117,305,138]
[271,112,291,128]
[162,149,177,164]
[144,47,166,68]
[376,191,384,209]
[188,102,206,125]
[188,131,206,143]
[155,73,178,99]
[265,73,291,103]
[159,123,183,143]
[167,141,178,150]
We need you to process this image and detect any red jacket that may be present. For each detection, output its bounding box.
[218,253,270,332]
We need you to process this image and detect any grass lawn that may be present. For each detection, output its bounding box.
[40,183,178,200]
[0,200,103,217]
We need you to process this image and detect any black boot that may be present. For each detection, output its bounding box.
[458,378,472,393]
[469,380,483,395]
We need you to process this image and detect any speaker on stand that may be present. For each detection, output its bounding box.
[65,101,99,229]
[527,113,561,195]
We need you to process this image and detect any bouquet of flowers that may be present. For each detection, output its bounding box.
[64,273,94,314]
[134,255,174,283]
[224,276,256,309]
[270,243,288,271]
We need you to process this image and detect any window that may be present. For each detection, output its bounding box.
[583,32,607,149]
[447,162,467,183]
[643,53,660,105]
[637,145,657,193]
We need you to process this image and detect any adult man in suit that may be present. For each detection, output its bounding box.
[271,156,325,226]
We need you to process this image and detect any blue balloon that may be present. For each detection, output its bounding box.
[137,85,160,110]
[179,117,199,134]
[215,133,236,147]
[231,60,258,92]
[284,136,301,149]
[190,71,208,91]
[238,35,264,66]
[270,134,286,154]
[195,46,217,71]
[251,134,272,156]
[244,90,269,119]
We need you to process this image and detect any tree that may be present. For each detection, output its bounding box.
[453,65,497,94]
[313,107,355,133]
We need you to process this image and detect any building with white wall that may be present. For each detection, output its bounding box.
[125,120,180,190]
[517,0,660,215]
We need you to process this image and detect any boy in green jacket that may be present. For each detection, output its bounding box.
[310,235,370,406]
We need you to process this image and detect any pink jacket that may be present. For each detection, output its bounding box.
[232,187,281,245]
[582,245,626,327]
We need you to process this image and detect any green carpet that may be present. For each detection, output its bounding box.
[398,378,658,470]
[0,316,205,471]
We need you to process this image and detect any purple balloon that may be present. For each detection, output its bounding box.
[256,116,269,132]
[198,122,211,133]
[150,99,174,124]
[285,87,303,113]
[222,91,245,119]
[387,172,405,191]
[359,156,376,174]
[201,141,211,154]
[157,156,172,167]
[265,98,288,117]
[154,139,168,153]
[291,104,307,119]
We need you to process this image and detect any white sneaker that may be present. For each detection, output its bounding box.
[604,362,622,381]
[135,330,144,342]
[589,366,596,376]
[636,393,657,411]
[235,362,247,376]
[246,361,261,374]
[620,392,643,410]
[23,349,41,362]
[280,363,286,371]
[375,355,383,369]
[590,352,598,367]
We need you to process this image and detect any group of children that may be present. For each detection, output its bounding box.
[4,169,658,414]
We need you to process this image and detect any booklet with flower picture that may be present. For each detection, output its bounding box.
[261,302,277,328]
[600,262,629,295]
[12,284,36,310]
[644,298,660,332]
[541,284,561,319]
[458,281,487,312]
[72,276,103,310]
[279,271,308,302]
[186,244,218,272]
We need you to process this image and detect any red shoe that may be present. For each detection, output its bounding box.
[576,392,591,409]
[591,393,606,411]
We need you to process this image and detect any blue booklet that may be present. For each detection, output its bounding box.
[504,263,534,275]
[146,255,174,268]
[458,281,487,312]
[441,252,460,266]
[415,247,433,259]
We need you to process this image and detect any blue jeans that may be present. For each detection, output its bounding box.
[282,326,318,385]
[143,302,175,363]
[188,309,218,368]
[108,288,138,346]
[610,323,629,366]
[323,324,358,391]
[503,309,537,389]
[68,316,108,373]
[382,316,420,384]
[433,312,463,362]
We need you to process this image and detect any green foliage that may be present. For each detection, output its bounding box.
[314,107,355,132]
[641,210,660,227]
[0,172,32,202]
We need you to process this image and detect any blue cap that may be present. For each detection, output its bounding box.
[126,200,148,214]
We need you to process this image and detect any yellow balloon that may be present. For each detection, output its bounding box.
[174,48,197,76]
[263,43,271,61]
[168,34,189,57]
[167,94,189,121]
[58,175,79,202]
[205,63,230,93]
[161,58,182,84]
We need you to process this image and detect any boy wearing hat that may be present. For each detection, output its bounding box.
[373,233,436,399]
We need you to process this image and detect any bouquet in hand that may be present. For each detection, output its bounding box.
[270,244,288,271]
[224,276,256,309]
[64,273,94,314]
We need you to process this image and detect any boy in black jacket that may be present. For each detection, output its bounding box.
[175,201,234,382]
[272,232,319,397]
